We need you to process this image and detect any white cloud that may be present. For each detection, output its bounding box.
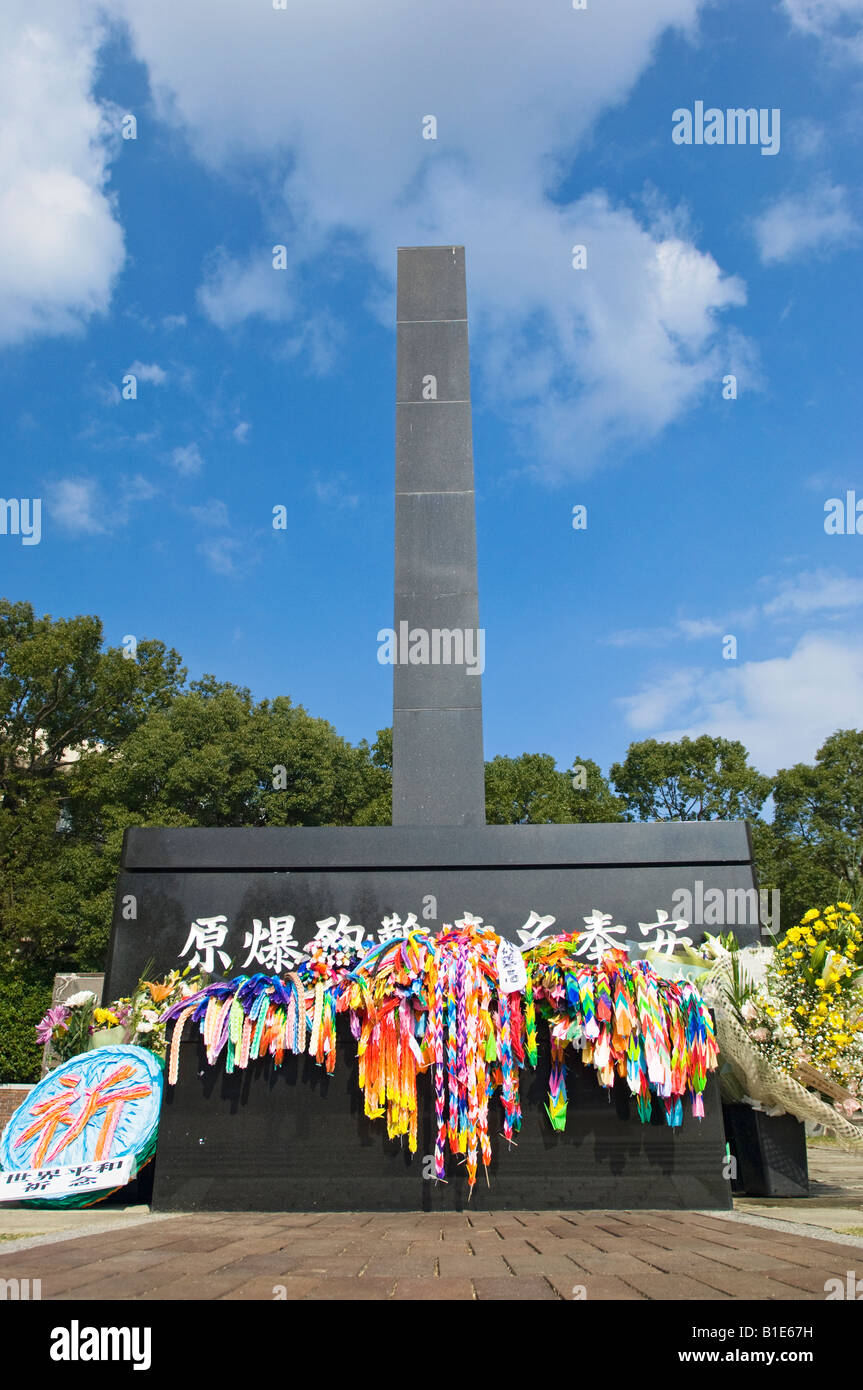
[198,248,295,328]
[605,626,680,649]
[127,360,167,384]
[104,0,750,472]
[619,633,863,774]
[0,4,125,346]
[605,615,734,648]
[48,472,158,533]
[782,0,863,59]
[619,667,706,729]
[119,473,159,504]
[310,474,359,509]
[169,443,203,475]
[763,569,863,616]
[431,186,746,473]
[787,117,827,158]
[753,183,860,264]
[281,311,346,377]
[96,380,122,406]
[676,618,727,639]
[162,313,187,330]
[108,0,700,193]
[605,570,862,651]
[49,477,107,534]
[233,421,251,443]
[189,498,229,528]
[197,535,244,575]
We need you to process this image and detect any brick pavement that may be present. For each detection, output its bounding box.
[2,1209,861,1300]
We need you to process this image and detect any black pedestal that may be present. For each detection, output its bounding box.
[723,1103,809,1197]
[105,819,759,1212]
[151,1020,732,1212]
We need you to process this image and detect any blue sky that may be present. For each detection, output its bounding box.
[1,0,862,781]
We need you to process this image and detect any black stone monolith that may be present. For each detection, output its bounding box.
[392,246,485,827]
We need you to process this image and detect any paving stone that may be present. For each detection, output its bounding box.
[62,1269,165,1300]
[391,1278,475,1300]
[138,1252,244,1283]
[227,1275,325,1301]
[542,1269,594,1299]
[218,1276,300,1300]
[648,1248,804,1277]
[557,1251,665,1278]
[203,1251,309,1276]
[1,1247,102,1273]
[462,1226,504,1243]
[152,1233,240,1254]
[493,1255,590,1282]
[615,1271,721,1301]
[696,1267,816,1301]
[473,1275,560,1300]
[408,1245,453,1267]
[761,1266,854,1295]
[315,1278,397,1300]
[569,1274,647,1300]
[137,1270,254,1300]
[436,1253,513,1278]
[337,1239,402,1259]
[359,1256,439,1278]
[33,1264,136,1297]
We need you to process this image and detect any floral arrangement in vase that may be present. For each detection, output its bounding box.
[35,965,205,1069]
[738,902,862,1114]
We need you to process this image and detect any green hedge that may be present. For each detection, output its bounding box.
[0,974,53,1084]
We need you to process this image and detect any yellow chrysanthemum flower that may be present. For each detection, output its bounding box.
[93,1008,120,1026]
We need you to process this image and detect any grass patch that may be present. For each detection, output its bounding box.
[0,1231,43,1241]
[839,1226,863,1238]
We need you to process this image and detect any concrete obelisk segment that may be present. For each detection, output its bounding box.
[392,246,486,827]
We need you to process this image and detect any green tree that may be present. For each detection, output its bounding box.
[68,680,390,836]
[485,753,624,824]
[0,600,186,1079]
[749,820,836,937]
[0,599,185,811]
[0,602,186,967]
[609,735,771,823]
[353,728,392,826]
[769,728,863,917]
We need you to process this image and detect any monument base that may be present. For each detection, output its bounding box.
[152,1021,731,1213]
[723,1103,809,1198]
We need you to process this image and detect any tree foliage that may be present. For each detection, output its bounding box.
[763,729,863,925]
[485,753,624,824]
[609,735,772,823]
